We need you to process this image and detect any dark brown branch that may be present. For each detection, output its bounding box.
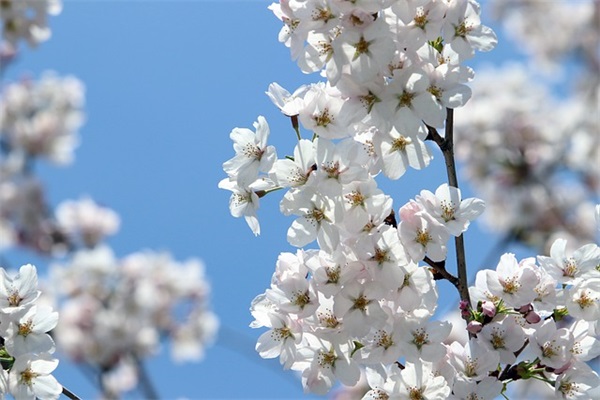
[423,256,460,288]
[427,109,472,307]
[62,386,81,400]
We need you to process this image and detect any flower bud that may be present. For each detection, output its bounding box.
[525,311,541,324]
[481,301,496,318]
[467,321,483,334]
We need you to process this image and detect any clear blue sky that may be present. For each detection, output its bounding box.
[2,1,532,399]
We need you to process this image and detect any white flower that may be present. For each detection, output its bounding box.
[374,124,433,180]
[281,187,341,252]
[265,82,307,116]
[554,361,600,399]
[397,317,451,363]
[55,196,120,247]
[358,320,404,365]
[314,137,369,196]
[298,335,361,395]
[396,361,451,400]
[327,17,395,85]
[538,238,600,285]
[305,249,362,298]
[565,278,600,322]
[0,264,40,315]
[8,353,62,400]
[450,376,503,400]
[355,225,408,291]
[442,0,497,60]
[270,139,316,188]
[256,313,302,369]
[0,0,62,47]
[266,275,319,318]
[479,316,525,364]
[449,340,499,381]
[298,84,349,139]
[381,66,441,131]
[222,115,277,185]
[392,0,448,51]
[399,200,449,262]
[391,260,438,313]
[341,176,392,234]
[219,177,274,236]
[0,73,84,165]
[530,319,574,370]
[485,253,539,308]
[416,183,485,236]
[4,305,58,357]
[333,281,387,337]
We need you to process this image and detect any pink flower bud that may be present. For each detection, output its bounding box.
[481,301,496,318]
[553,361,572,375]
[525,311,541,324]
[467,321,482,334]
[518,304,533,314]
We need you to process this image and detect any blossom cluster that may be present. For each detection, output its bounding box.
[462,237,600,399]
[0,0,62,51]
[0,264,62,400]
[454,0,599,253]
[0,74,85,253]
[49,241,219,396]
[221,0,600,398]
[2,3,219,397]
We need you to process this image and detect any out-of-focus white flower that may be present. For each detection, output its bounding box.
[55,196,120,247]
[51,248,218,384]
[0,73,85,165]
[0,0,62,48]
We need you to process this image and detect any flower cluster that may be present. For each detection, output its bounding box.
[0,0,62,51]
[462,238,600,399]
[454,0,599,253]
[0,73,85,167]
[454,64,599,253]
[2,3,219,398]
[0,264,62,400]
[49,243,219,397]
[221,0,600,398]
[0,73,85,254]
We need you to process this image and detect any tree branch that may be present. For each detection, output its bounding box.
[62,386,82,400]
[423,256,459,288]
[427,109,471,307]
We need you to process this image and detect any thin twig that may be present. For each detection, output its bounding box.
[423,256,459,287]
[133,354,159,400]
[428,109,471,306]
[62,386,82,400]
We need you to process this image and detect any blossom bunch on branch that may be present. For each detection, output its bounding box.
[221,0,600,398]
[1,1,219,398]
[453,0,599,254]
[0,264,62,400]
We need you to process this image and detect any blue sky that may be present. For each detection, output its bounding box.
[1,1,538,399]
